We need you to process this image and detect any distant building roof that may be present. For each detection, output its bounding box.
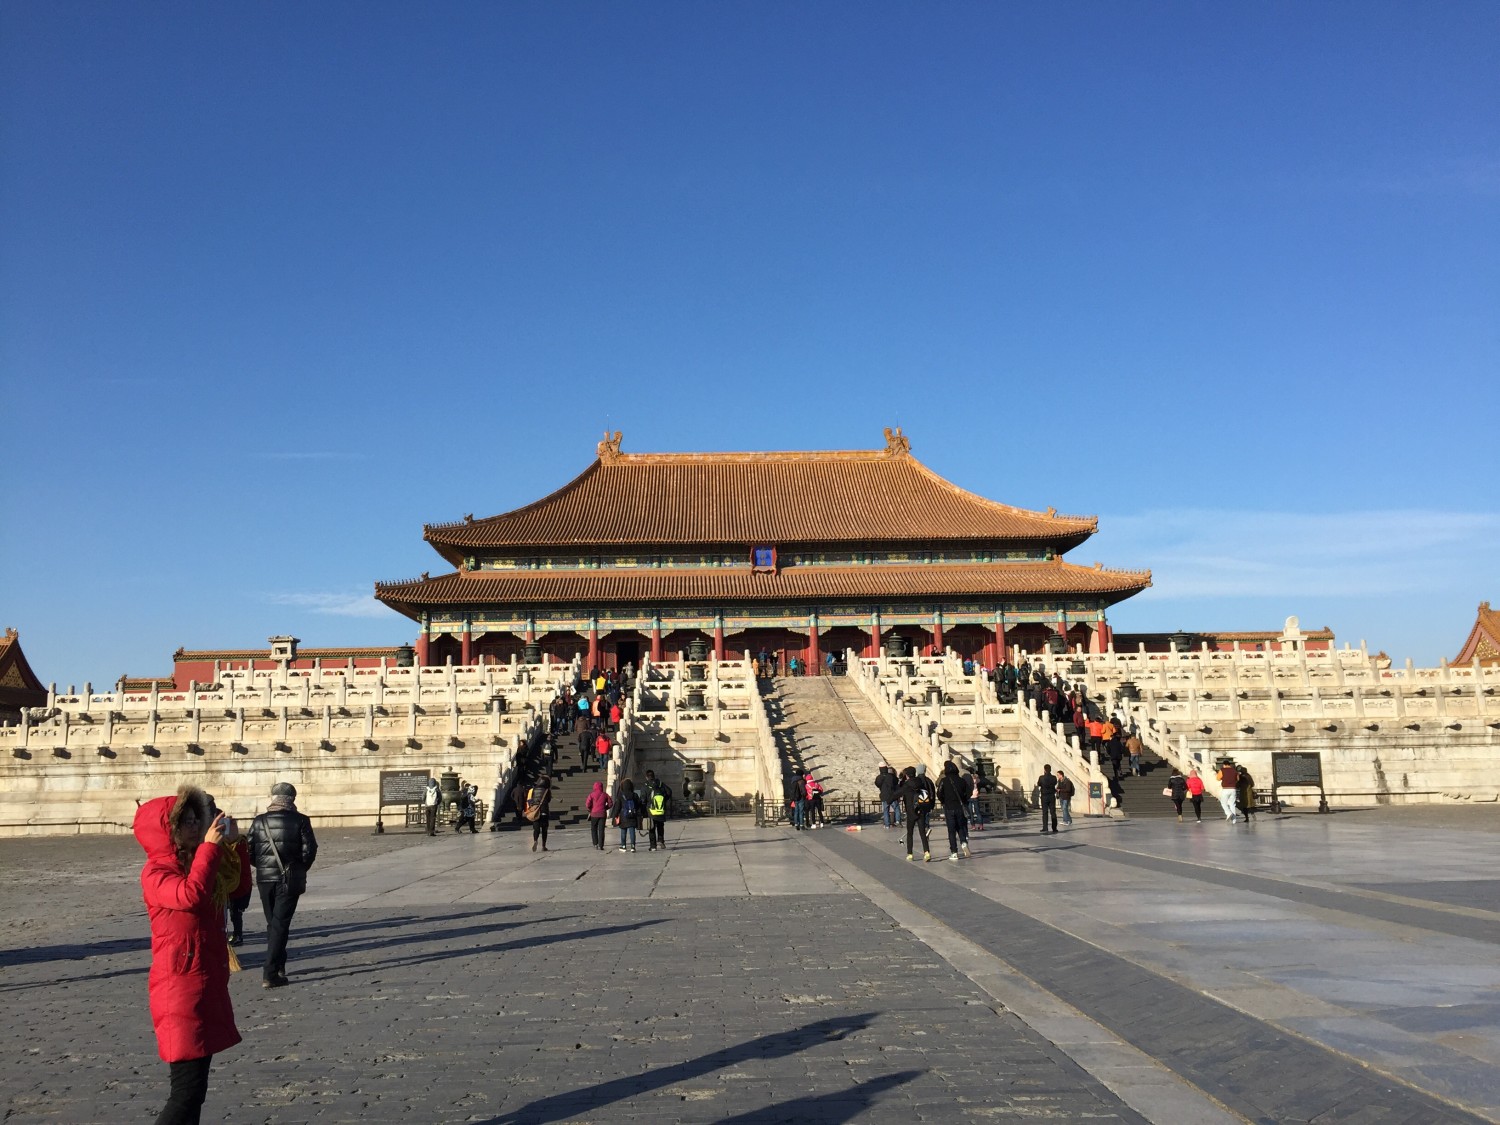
[1454,601,1500,666]
[0,627,47,713]
[421,429,1098,561]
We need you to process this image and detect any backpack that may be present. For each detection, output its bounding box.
[915,781,933,807]
[623,795,638,819]
[648,790,666,817]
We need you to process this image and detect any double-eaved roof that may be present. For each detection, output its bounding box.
[376,431,1150,620]
[422,429,1097,561]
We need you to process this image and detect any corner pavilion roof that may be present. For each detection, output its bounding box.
[374,559,1152,621]
[1454,600,1500,666]
[421,430,1097,563]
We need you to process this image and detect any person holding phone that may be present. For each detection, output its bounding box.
[133,785,241,1125]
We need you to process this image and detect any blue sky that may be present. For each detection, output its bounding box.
[2,2,1496,687]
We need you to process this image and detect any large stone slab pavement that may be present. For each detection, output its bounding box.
[2,806,1497,1122]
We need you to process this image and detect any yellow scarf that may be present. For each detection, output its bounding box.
[213,845,244,972]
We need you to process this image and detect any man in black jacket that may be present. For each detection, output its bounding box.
[1036,765,1059,834]
[248,781,318,989]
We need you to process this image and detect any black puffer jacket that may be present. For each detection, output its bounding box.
[248,809,318,889]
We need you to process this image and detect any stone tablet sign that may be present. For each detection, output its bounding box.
[1272,752,1323,787]
[379,769,430,808]
[1270,752,1328,813]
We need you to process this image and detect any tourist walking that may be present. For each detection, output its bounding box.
[525,775,554,851]
[1056,770,1075,827]
[248,782,317,989]
[898,765,935,862]
[1237,766,1257,822]
[643,770,671,851]
[422,776,440,836]
[134,786,241,1125]
[1216,760,1241,822]
[1036,765,1059,834]
[585,780,611,850]
[614,777,642,851]
[1185,767,1206,822]
[937,761,971,861]
[1126,729,1144,776]
[966,768,984,829]
[1166,767,1188,821]
[454,783,479,833]
[225,822,252,948]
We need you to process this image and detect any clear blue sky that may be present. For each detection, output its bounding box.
[3,2,1496,687]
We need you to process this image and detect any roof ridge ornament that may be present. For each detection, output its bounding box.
[882,426,910,456]
[598,430,623,463]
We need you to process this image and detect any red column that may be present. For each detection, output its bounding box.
[1056,613,1068,651]
[415,632,430,666]
[807,620,820,676]
[587,626,599,672]
[1098,620,1113,652]
[995,618,1008,665]
[650,625,663,663]
[460,630,473,665]
[868,615,881,659]
[932,619,944,657]
[714,624,725,662]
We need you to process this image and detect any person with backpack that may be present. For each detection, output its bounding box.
[422,776,441,837]
[614,777,642,852]
[526,775,553,852]
[594,729,612,767]
[897,766,935,862]
[936,761,971,861]
[642,770,671,851]
[783,769,806,830]
[454,784,479,834]
[585,780,611,850]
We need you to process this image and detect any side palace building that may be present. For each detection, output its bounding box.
[373,430,1151,673]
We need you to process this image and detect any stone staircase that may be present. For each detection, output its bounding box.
[827,676,922,773]
[1111,745,1176,818]
[761,677,921,804]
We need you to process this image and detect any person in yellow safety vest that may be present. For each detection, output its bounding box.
[642,769,672,852]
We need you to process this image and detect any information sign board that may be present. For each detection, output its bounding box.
[1269,752,1328,813]
[379,769,430,808]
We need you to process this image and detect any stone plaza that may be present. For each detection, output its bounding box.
[3,803,1496,1123]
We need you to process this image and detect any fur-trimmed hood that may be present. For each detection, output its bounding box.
[133,785,212,861]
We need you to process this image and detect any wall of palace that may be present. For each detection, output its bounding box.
[0,662,563,836]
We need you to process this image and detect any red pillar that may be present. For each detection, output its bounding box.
[1056,613,1068,652]
[650,625,662,663]
[415,632,430,666]
[995,618,1008,665]
[460,630,473,665]
[1098,620,1113,652]
[932,619,944,657]
[714,624,725,662]
[868,620,881,659]
[807,620,820,676]
[587,626,599,672]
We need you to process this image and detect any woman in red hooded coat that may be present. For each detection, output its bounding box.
[134,785,242,1125]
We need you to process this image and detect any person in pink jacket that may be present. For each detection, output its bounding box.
[585,780,612,851]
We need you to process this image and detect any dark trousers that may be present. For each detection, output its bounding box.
[943,807,969,854]
[156,1054,211,1125]
[227,892,251,940]
[647,816,666,849]
[904,810,931,854]
[589,816,606,848]
[1040,798,1058,832]
[425,805,437,835]
[532,815,549,845]
[258,880,301,982]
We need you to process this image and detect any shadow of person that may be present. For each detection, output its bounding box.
[715,1069,923,1124]
[477,1012,881,1125]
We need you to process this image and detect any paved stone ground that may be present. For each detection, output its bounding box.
[3,807,1498,1123]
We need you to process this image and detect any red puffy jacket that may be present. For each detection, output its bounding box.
[134,793,242,1062]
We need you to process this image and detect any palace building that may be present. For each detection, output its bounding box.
[373,430,1151,672]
